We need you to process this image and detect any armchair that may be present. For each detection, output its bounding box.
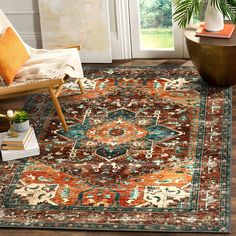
[0,9,84,132]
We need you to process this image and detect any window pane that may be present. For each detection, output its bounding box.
[139,0,174,49]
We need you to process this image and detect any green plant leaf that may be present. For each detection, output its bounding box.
[172,0,236,28]
[13,110,29,123]
[173,0,202,27]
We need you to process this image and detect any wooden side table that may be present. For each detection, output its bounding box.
[185,23,236,86]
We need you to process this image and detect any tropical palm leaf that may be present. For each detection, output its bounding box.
[173,0,236,27]
[173,0,202,27]
[219,0,236,22]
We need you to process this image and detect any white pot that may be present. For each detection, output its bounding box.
[204,1,224,32]
[13,120,30,132]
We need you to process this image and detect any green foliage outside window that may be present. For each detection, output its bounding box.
[139,0,173,28]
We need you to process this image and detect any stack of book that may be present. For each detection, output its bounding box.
[0,127,40,161]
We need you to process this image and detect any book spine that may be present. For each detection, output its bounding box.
[2,127,33,145]
[2,128,33,145]
[2,150,40,161]
[1,145,25,150]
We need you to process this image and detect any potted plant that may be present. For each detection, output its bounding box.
[13,110,30,132]
[173,0,236,31]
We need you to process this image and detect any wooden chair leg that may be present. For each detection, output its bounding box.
[55,84,64,98]
[77,79,85,94]
[48,86,68,132]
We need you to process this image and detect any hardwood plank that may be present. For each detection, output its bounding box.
[0,59,234,236]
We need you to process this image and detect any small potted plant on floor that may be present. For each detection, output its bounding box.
[172,0,236,31]
[13,110,30,132]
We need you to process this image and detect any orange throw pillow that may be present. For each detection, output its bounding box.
[0,27,29,85]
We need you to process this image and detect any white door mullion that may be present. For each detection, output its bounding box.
[115,0,132,60]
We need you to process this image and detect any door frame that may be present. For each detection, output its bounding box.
[114,0,189,59]
[129,0,184,58]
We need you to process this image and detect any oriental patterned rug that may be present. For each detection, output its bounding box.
[0,66,231,233]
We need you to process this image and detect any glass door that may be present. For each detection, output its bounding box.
[129,0,184,58]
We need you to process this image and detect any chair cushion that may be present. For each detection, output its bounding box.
[0,27,30,85]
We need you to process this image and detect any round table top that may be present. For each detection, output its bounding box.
[184,22,236,47]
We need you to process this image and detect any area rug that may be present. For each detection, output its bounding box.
[0,66,231,233]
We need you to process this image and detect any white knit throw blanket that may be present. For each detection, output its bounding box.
[15,47,84,82]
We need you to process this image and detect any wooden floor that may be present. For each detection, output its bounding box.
[0,59,234,236]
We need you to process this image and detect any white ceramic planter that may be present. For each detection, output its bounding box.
[13,120,30,132]
[204,1,224,32]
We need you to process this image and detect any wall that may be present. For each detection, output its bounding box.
[109,0,117,33]
[0,0,42,48]
[0,0,119,58]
